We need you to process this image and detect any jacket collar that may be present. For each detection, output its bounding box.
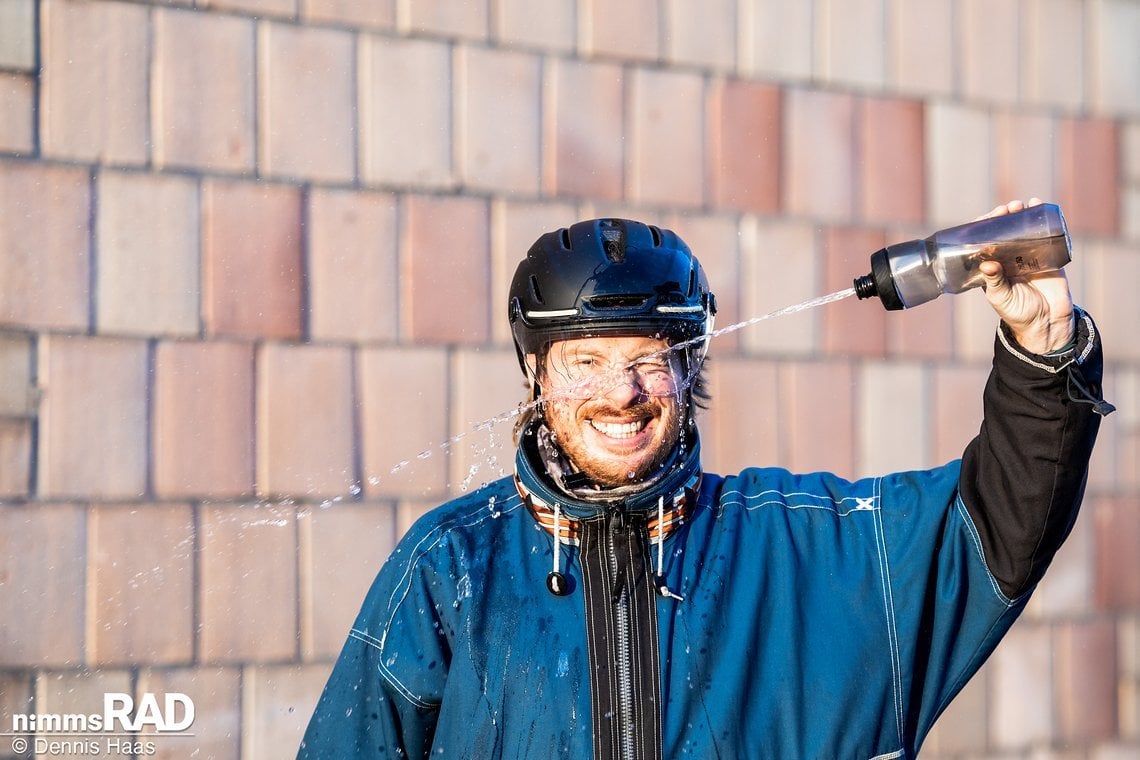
[513,425,703,520]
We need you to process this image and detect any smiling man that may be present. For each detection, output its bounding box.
[299,211,1112,759]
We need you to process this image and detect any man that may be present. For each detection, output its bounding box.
[299,202,1112,758]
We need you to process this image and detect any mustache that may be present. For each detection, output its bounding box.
[578,400,660,420]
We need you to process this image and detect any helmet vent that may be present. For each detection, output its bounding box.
[529,274,545,304]
[559,228,572,250]
[649,225,664,247]
[588,295,648,310]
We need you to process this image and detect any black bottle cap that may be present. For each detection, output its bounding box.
[853,248,904,311]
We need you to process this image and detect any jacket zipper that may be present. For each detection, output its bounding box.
[608,509,637,760]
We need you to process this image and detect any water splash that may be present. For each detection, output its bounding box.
[364,289,856,496]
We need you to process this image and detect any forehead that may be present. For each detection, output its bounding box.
[545,335,673,360]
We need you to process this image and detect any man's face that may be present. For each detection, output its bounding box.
[539,335,685,487]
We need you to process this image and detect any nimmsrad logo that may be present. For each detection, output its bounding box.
[10,693,195,733]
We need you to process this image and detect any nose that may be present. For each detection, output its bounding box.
[599,367,646,406]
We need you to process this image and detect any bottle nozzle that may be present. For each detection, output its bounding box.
[853,273,878,300]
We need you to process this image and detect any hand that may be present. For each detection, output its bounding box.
[976,198,1076,355]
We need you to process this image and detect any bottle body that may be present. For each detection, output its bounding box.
[855,203,1071,310]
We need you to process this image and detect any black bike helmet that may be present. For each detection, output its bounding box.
[508,218,717,384]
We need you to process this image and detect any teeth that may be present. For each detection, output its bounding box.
[589,419,648,438]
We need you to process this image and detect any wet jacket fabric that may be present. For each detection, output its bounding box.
[298,310,1106,760]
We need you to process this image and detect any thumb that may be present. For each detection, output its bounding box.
[979,260,1013,306]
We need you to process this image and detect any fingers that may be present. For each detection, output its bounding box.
[973,198,1044,221]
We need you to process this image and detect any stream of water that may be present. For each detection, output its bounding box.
[366,287,857,495]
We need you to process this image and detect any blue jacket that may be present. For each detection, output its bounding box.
[299,312,1107,759]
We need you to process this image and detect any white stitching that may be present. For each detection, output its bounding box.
[870,477,905,746]
[952,496,1020,608]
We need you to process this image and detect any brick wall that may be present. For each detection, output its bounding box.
[1,0,1138,757]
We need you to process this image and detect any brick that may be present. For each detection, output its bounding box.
[815,0,886,90]
[1024,491,1095,619]
[709,79,781,214]
[746,0,811,80]
[664,0,736,70]
[203,179,303,340]
[307,188,398,343]
[399,0,488,39]
[1126,123,1140,182]
[581,0,660,61]
[154,340,255,498]
[821,227,888,358]
[199,504,298,662]
[628,67,704,207]
[357,346,446,499]
[784,88,856,222]
[887,0,955,97]
[994,109,1056,204]
[780,360,856,478]
[359,35,453,188]
[88,504,195,664]
[0,418,30,497]
[1088,0,1140,116]
[0,0,35,69]
[1125,186,1140,244]
[990,623,1054,748]
[0,161,90,331]
[96,170,200,336]
[449,347,524,496]
[457,46,542,195]
[301,503,396,658]
[1022,0,1085,109]
[491,200,579,346]
[37,335,148,498]
[199,0,296,17]
[153,8,255,173]
[958,0,1020,104]
[1091,745,1140,760]
[0,504,85,667]
[1057,116,1120,236]
[40,0,149,164]
[302,0,394,27]
[953,289,1002,363]
[397,498,438,539]
[545,57,625,201]
[242,664,332,760]
[858,96,925,225]
[887,292,954,361]
[495,0,575,52]
[402,195,490,344]
[1084,240,1140,362]
[739,218,820,358]
[0,72,34,153]
[704,358,780,475]
[931,364,988,464]
[926,102,994,228]
[1095,497,1140,610]
[258,343,355,498]
[664,212,742,354]
[35,668,132,717]
[0,673,33,745]
[137,667,241,760]
[259,22,355,182]
[922,666,989,755]
[1056,619,1118,741]
[857,360,928,476]
[0,331,32,415]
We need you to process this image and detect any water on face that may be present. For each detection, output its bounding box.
[347,288,856,498]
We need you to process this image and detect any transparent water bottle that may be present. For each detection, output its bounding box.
[853,203,1072,310]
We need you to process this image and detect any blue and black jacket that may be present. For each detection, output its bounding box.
[298,310,1107,759]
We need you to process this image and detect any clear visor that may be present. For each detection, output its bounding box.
[539,346,697,401]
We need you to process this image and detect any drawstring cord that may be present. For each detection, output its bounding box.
[546,503,571,596]
[1065,366,1115,416]
[654,496,684,601]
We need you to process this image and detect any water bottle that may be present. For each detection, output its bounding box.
[853,203,1072,310]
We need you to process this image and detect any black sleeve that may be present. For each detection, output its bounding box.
[959,307,1113,600]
